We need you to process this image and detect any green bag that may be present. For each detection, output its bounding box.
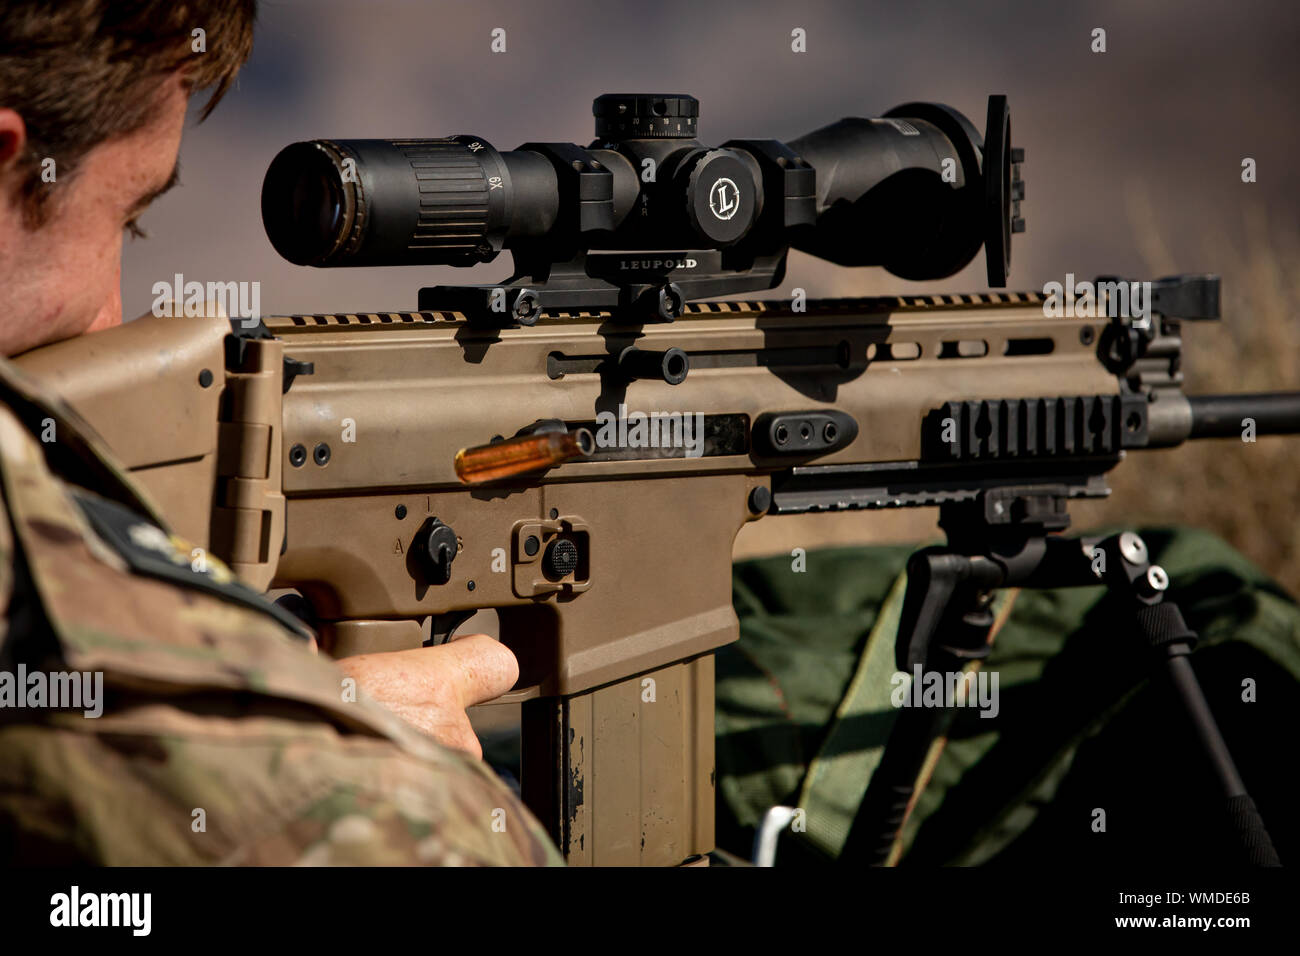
[715,527,1300,865]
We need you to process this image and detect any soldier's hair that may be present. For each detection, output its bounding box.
[0,0,256,228]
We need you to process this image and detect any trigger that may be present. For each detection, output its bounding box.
[426,609,476,646]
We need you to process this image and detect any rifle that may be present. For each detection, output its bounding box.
[14,94,1298,865]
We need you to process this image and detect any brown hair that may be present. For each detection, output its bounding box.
[0,0,256,227]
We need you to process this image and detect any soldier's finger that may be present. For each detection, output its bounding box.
[407,711,485,759]
[431,633,520,707]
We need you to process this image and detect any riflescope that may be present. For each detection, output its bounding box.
[262,93,1024,324]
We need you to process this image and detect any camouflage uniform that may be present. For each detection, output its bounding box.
[0,357,561,866]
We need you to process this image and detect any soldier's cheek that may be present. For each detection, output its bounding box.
[86,264,123,333]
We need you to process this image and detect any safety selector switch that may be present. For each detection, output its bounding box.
[415,517,458,584]
[512,515,591,597]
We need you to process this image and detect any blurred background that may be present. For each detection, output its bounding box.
[123,0,1300,590]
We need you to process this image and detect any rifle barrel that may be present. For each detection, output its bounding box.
[1187,392,1300,438]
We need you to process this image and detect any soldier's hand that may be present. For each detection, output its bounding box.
[335,634,518,759]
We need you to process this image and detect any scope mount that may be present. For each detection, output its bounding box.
[418,247,788,325]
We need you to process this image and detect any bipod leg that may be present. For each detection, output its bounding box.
[840,547,1004,865]
[1096,532,1281,866]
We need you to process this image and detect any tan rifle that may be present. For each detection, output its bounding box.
[17,278,1297,864]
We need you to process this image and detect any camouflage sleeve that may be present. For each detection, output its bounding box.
[0,700,563,866]
[0,392,562,867]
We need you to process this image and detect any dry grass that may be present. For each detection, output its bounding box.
[1073,203,1300,595]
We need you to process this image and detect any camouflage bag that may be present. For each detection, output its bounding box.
[715,528,1300,865]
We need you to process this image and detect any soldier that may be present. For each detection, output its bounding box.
[0,0,560,866]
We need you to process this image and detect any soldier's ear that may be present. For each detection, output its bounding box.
[0,110,27,170]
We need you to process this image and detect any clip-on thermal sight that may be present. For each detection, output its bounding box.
[261,93,1024,324]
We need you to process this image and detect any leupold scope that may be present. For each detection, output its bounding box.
[262,93,1024,324]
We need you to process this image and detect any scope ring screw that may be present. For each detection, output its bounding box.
[313,442,331,466]
[656,283,685,320]
[513,289,541,326]
[289,444,307,467]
